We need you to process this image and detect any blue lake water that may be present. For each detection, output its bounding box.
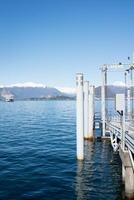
[0,101,122,200]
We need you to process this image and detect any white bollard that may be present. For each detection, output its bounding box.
[88,85,95,140]
[84,81,89,139]
[76,73,84,160]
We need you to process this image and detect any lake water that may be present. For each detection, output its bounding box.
[0,101,123,200]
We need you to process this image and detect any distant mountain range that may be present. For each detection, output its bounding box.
[0,84,75,100]
[0,83,132,100]
[95,85,127,99]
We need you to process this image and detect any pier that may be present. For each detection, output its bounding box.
[76,58,134,199]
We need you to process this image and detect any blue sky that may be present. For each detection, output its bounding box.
[0,0,134,87]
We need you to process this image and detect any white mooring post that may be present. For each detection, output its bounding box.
[88,85,95,140]
[76,73,84,160]
[84,81,89,139]
[101,67,106,137]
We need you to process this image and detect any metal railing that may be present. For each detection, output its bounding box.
[107,116,134,154]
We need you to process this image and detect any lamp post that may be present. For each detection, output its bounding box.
[130,66,134,121]
[125,70,131,120]
[101,66,107,137]
[124,72,127,116]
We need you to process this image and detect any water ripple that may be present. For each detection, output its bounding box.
[0,101,122,200]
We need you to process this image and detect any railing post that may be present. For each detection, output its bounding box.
[76,73,84,160]
[122,111,126,151]
[84,81,89,139]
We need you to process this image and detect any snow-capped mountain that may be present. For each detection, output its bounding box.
[0,82,62,100]
[0,82,46,88]
[112,81,125,87]
[0,82,76,100]
[56,87,76,95]
[0,81,130,100]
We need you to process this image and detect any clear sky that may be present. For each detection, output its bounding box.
[0,0,134,87]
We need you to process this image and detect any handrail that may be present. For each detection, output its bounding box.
[96,112,134,155]
[107,121,134,154]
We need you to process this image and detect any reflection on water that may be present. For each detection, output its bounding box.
[76,161,84,200]
[76,141,95,200]
[0,101,123,200]
[75,139,122,200]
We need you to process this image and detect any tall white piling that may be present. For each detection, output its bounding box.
[84,81,89,139]
[88,85,95,140]
[76,73,84,160]
[101,67,106,137]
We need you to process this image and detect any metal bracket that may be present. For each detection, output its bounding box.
[110,133,119,152]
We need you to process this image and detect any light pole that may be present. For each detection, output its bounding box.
[125,70,131,120]
[130,66,134,121]
[126,65,134,121]
[124,72,127,116]
[101,66,107,137]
